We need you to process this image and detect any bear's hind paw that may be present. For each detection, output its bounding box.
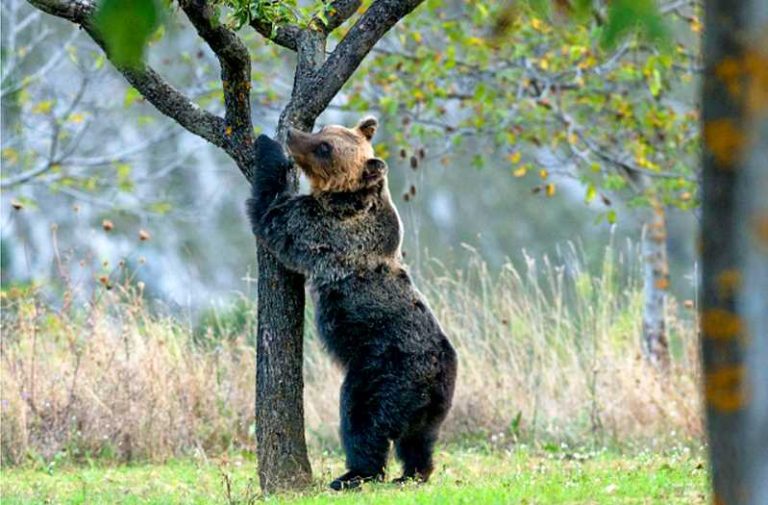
[329,471,384,491]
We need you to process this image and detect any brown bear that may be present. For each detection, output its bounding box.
[247,117,457,490]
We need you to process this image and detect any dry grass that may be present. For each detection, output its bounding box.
[0,244,702,465]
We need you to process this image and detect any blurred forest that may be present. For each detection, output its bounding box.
[1,0,699,312]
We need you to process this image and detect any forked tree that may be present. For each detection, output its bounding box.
[25,0,424,492]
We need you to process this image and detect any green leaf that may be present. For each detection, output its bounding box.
[601,0,667,48]
[124,88,141,107]
[94,0,164,69]
[585,183,597,204]
[648,68,662,97]
[149,201,172,214]
[607,209,617,224]
[116,162,133,192]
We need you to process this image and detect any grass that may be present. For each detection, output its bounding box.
[2,243,702,466]
[0,447,708,504]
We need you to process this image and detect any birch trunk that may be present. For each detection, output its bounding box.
[641,205,670,370]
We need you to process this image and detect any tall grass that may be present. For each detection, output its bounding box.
[0,243,702,465]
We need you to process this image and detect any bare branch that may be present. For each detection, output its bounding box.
[249,18,300,51]
[1,76,90,189]
[26,0,229,152]
[179,0,254,158]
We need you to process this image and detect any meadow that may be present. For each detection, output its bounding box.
[1,244,704,502]
[1,447,708,504]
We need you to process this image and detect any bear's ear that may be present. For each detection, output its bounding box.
[357,116,378,141]
[362,158,388,185]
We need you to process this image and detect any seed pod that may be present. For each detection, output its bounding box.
[11,199,23,210]
[409,185,416,196]
[403,193,411,202]
[102,219,114,232]
[410,156,418,170]
[139,229,151,241]
[418,147,426,160]
[400,148,407,159]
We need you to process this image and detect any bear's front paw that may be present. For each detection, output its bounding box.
[255,134,281,151]
[255,135,291,171]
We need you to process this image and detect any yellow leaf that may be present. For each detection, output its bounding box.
[690,17,702,33]
[2,147,19,164]
[32,100,53,114]
[539,169,548,180]
[530,18,543,31]
[69,113,85,124]
[467,36,484,46]
[545,183,555,197]
[513,166,527,177]
[507,151,521,164]
[539,58,549,70]
[585,185,597,203]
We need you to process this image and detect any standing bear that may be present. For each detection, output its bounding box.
[247,117,457,490]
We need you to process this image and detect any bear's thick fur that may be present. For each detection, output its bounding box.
[247,117,457,490]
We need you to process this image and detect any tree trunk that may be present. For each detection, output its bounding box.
[253,30,326,493]
[254,243,311,492]
[641,204,670,371]
[700,0,768,503]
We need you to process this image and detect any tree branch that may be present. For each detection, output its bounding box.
[303,0,424,120]
[249,18,300,51]
[26,0,229,152]
[321,0,361,33]
[180,0,254,160]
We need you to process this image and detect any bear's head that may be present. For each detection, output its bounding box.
[286,116,387,193]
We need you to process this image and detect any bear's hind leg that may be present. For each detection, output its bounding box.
[331,422,389,490]
[393,428,438,484]
[331,379,391,491]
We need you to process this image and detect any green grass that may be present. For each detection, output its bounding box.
[1,447,708,504]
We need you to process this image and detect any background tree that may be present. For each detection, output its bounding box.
[340,0,700,369]
[24,0,425,492]
[700,0,768,502]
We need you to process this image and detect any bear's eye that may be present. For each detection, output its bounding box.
[314,141,332,158]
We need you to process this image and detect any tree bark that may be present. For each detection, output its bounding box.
[700,0,768,503]
[641,204,670,371]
